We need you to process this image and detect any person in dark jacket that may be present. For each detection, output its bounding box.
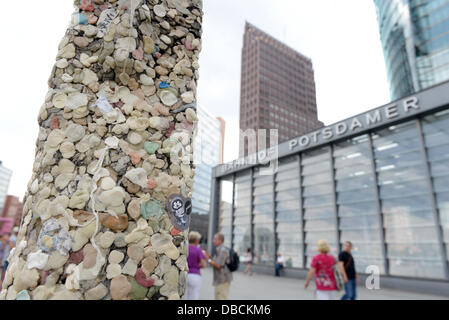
[338,241,360,300]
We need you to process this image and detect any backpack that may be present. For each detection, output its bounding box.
[226,247,240,272]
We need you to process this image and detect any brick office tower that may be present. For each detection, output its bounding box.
[239,22,323,157]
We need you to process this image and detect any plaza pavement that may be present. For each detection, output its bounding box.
[198,267,448,300]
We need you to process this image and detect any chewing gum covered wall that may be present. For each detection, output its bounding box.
[0,0,202,300]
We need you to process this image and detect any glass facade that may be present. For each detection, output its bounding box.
[192,105,222,216]
[275,156,302,268]
[214,106,449,280]
[373,121,445,278]
[233,171,252,256]
[334,135,386,275]
[218,177,233,249]
[374,0,449,100]
[422,109,449,270]
[302,147,337,268]
[253,167,275,266]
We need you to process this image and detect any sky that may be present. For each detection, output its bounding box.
[0,0,390,200]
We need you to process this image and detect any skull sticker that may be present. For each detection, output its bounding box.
[166,194,192,231]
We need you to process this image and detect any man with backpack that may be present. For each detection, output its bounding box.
[338,241,360,300]
[204,232,236,300]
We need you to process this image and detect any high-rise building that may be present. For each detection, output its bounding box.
[191,106,225,244]
[0,161,13,214]
[239,22,323,157]
[216,117,226,164]
[374,0,449,100]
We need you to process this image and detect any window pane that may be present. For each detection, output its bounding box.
[303,183,333,197]
[276,179,299,192]
[233,224,251,256]
[336,175,375,192]
[253,224,275,266]
[423,110,449,272]
[302,147,338,267]
[233,171,252,255]
[276,189,300,201]
[338,201,378,217]
[374,122,445,279]
[253,168,275,266]
[275,159,302,268]
[218,176,234,248]
[334,135,385,274]
[276,170,300,181]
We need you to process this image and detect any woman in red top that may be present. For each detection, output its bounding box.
[304,239,338,300]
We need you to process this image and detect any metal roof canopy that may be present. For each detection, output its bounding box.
[213,80,449,178]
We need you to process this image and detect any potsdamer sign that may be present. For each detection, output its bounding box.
[288,96,418,151]
[214,80,449,177]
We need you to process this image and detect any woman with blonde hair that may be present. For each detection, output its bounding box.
[185,231,206,300]
[304,239,338,300]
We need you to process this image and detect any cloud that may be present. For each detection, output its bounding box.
[198,0,390,162]
[0,1,74,198]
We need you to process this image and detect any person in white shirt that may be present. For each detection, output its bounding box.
[275,253,285,277]
[241,248,253,276]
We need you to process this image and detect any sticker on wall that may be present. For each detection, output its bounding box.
[37,218,73,255]
[96,8,118,38]
[166,194,192,231]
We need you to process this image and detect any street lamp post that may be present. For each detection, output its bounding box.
[0,0,202,300]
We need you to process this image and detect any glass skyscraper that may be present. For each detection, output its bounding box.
[374,0,449,100]
[0,161,12,214]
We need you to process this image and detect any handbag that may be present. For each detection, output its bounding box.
[333,255,352,291]
[334,264,345,291]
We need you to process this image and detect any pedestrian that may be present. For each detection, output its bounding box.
[275,253,285,277]
[185,231,206,300]
[0,235,5,280]
[204,233,232,300]
[241,248,253,276]
[339,241,360,300]
[304,239,338,300]
[1,230,16,281]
